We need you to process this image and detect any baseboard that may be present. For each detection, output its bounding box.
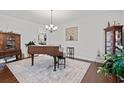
[68,57,104,64]
[67,57,95,63]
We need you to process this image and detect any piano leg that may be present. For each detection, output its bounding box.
[16,55,19,61]
[53,57,57,71]
[31,54,34,66]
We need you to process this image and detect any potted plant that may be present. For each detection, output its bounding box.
[25,41,35,47]
[97,54,117,79]
[25,41,35,58]
[113,60,124,80]
[97,45,124,82]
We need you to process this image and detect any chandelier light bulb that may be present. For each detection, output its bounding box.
[50,24,54,28]
[45,25,49,29]
[53,26,58,30]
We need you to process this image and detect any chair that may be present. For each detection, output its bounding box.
[67,47,74,58]
[58,53,66,68]
[58,46,66,68]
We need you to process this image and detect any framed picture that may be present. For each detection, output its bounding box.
[38,27,47,45]
[65,27,78,41]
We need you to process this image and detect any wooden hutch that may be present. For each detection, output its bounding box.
[0,32,21,61]
[104,25,123,54]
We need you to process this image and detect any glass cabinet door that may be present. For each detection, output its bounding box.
[6,35,16,49]
[104,25,123,54]
[115,31,122,54]
[106,32,113,53]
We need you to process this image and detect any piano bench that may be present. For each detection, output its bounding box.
[57,56,66,68]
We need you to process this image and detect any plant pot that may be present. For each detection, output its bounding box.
[120,77,124,80]
[107,75,117,82]
[118,76,124,82]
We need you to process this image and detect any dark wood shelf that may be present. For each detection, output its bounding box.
[104,25,123,54]
[0,32,22,61]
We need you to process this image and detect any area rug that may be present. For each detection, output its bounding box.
[7,55,91,83]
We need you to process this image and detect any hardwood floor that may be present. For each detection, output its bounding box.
[0,63,18,83]
[0,60,117,83]
[81,62,117,83]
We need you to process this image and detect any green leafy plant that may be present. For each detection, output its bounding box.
[25,41,35,47]
[97,54,116,76]
[97,46,124,79]
[113,60,124,79]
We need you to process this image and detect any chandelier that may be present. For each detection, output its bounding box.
[45,10,58,32]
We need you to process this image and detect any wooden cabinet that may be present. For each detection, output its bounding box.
[0,32,21,60]
[104,25,123,54]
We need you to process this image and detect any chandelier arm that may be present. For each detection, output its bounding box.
[45,10,57,32]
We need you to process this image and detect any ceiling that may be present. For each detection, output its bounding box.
[0,10,121,25]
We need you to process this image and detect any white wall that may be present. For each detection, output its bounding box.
[0,14,41,57]
[47,11,123,62]
[0,11,123,63]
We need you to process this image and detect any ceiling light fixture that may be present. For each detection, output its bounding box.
[45,10,58,33]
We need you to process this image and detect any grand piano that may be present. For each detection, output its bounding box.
[28,45,63,71]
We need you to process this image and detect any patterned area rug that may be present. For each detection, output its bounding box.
[7,55,90,83]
